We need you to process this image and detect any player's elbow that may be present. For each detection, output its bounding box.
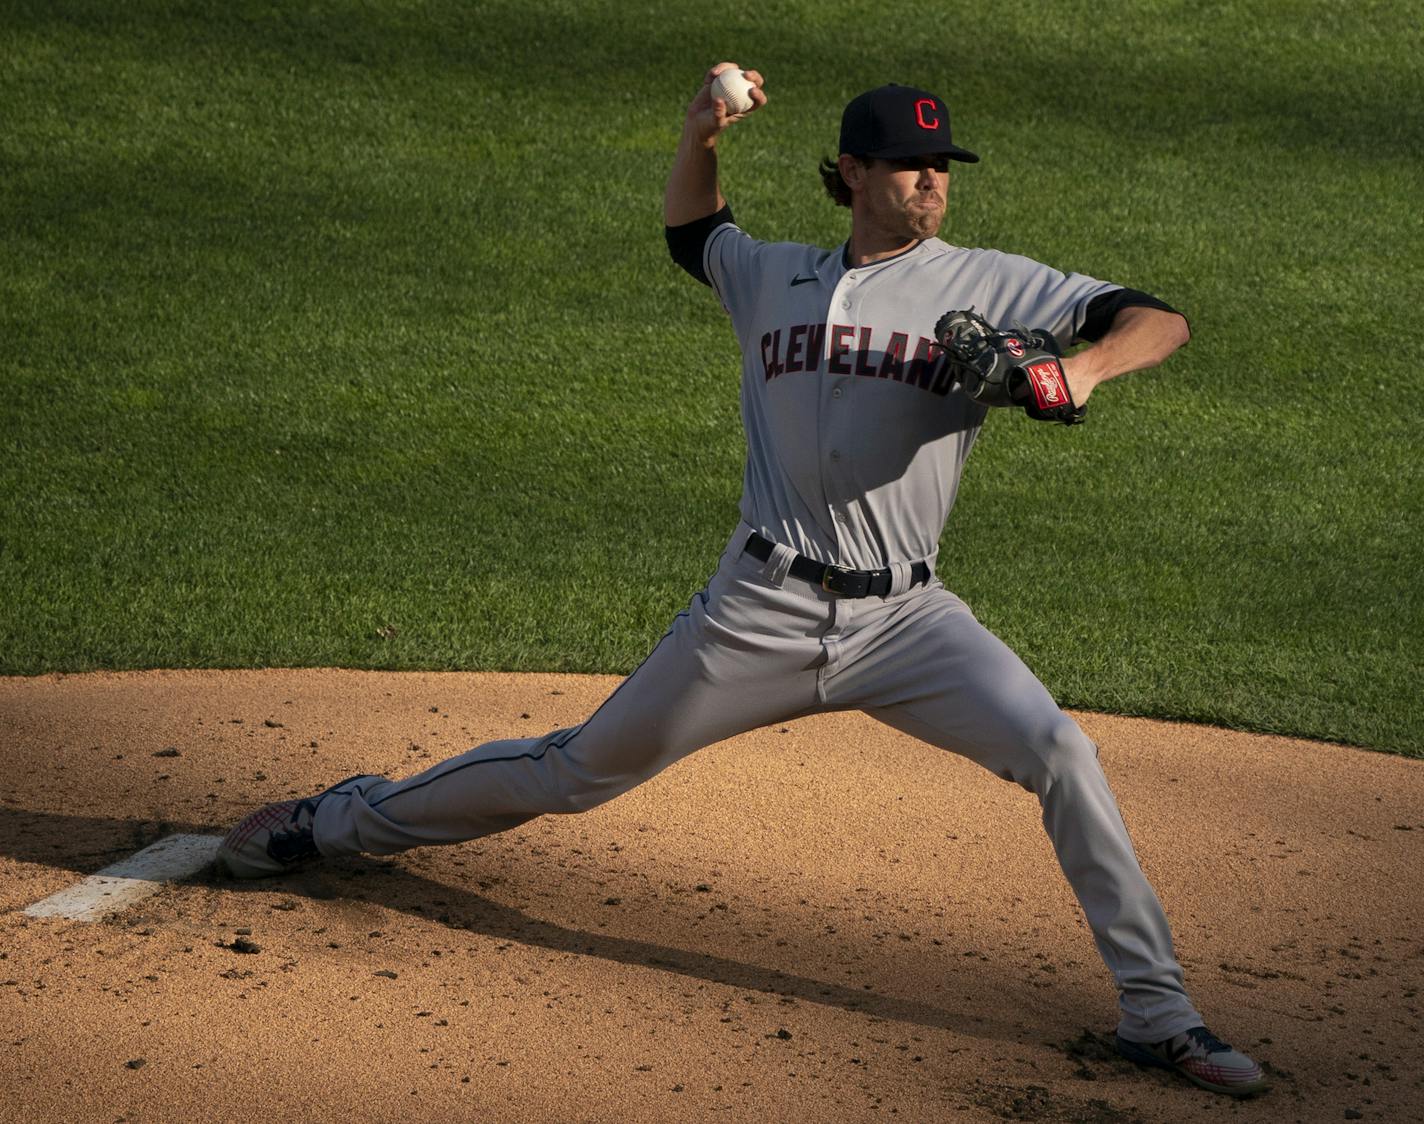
[1139,307,1189,352]
[1142,310,1190,368]
[1169,312,1190,350]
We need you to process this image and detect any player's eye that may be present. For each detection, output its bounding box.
[891,156,949,174]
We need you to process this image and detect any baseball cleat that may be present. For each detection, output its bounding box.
[1115,1026,1269,1097]
[216,775,379,879]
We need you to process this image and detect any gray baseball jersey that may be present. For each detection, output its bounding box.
[703,227,1117,569]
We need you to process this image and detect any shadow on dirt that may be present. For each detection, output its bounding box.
[8,806,1068,1044]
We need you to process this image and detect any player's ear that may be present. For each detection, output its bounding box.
[838,154,868,191]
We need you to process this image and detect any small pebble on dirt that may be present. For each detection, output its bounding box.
[125,1058,146,1070]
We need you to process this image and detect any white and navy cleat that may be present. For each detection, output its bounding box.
[216,774,380,879]
[1116,1025,1269,1097]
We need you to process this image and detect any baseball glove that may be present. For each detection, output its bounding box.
[933,307,1085,424]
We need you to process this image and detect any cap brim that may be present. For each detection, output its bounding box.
[858,143,980,163]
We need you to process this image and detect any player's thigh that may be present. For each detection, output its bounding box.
[562,552,827,781]
[852,589,1090,786]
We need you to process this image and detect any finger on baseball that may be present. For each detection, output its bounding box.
[706,61,742,83]
[715,100,756,127]
[695,62,738,116]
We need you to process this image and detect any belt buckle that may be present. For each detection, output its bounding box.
[820,565,868,598]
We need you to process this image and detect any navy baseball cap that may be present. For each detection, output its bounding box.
[839,84,979,163]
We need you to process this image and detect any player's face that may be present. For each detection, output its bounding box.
[858,156,950,241]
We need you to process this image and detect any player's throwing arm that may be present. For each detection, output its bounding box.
[665,63,766,227]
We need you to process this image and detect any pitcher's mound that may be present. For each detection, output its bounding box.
[2,669,1421,1122]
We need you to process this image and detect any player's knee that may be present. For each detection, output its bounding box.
[543,742,670,814]
[549,777,626,814]
[532,761,626,814]
[1022,714,1100,794]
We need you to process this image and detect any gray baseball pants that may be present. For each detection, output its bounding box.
[314,524,1203,1043]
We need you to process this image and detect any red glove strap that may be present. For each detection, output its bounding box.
[1023,358,1072,411]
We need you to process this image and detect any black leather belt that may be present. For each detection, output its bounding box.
[744,532,931,599]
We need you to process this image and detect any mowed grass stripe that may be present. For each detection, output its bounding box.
[1,0,1421,754]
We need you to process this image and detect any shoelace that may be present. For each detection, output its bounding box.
[1183,1027,1232,1055]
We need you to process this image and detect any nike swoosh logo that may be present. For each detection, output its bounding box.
[789,274,818,286]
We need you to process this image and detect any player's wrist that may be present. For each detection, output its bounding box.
[678,112,719,148]
[1060,354,1103,405]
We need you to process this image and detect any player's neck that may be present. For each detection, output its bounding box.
[846,222,925,267]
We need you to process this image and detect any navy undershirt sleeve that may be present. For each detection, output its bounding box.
[665,204,735,286]
[1078,287,1186,342]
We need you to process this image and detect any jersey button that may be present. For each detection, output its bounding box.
[831,387,843,399]
[830,450,841,460]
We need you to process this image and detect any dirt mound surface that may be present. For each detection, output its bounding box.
[2,670,1421,1122]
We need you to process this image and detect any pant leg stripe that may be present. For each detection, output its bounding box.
[366,609,693,812]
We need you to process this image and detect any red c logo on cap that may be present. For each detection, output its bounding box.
[914,99,941,130]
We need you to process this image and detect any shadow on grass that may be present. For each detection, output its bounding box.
[5,0,1418,162]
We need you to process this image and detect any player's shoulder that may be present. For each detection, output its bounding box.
[713,224,826,258]
[709,225,832,274]
[936,238,1125,283]
[919,238,1080,285]
[767,238,839,271]
[920,238,1037,269]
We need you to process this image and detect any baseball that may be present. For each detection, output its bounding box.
[711,68,755,115]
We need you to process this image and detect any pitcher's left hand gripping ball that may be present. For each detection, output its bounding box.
[935,307,1085,424]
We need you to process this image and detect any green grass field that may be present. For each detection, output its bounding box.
[3,0,1421,754]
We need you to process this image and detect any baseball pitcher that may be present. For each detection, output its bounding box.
[219,64,1268,1098]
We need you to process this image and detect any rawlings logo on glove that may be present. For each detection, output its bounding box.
[933,308,1086,425]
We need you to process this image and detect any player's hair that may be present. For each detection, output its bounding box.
[818,155,875,208]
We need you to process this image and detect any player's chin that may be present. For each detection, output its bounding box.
[906,208,943,239]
